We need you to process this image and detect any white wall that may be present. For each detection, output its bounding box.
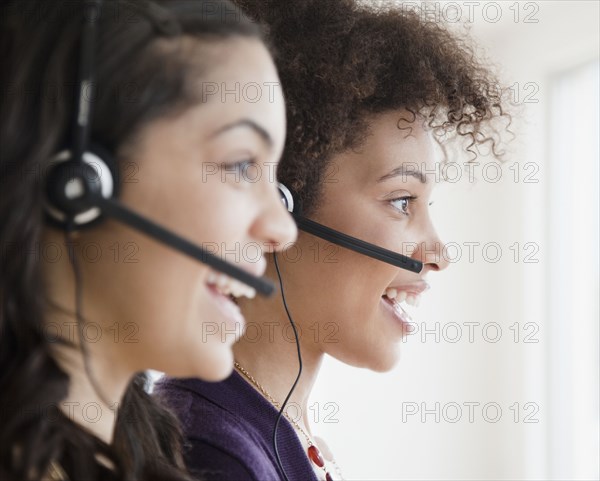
[309,2,600,479]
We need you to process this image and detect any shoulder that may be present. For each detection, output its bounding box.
[154,377,280,481]
[183,437,257,481]
[155,377,256,440]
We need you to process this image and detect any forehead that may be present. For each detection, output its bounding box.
[334,111,441,184]
[194,38,283,107]
[364,111,438,166]
[138,38,285,151]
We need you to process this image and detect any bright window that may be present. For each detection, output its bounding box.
[548,59,599,480]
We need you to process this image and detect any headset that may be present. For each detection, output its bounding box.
[44,0,275,297]
[278,183,424,274]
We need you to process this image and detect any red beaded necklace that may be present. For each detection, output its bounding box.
[307,444,333,481]
[234,361,341,481]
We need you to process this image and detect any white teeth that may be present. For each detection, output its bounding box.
[206,270,257,299]
[384,288,420,307]
[397,291,407,304]
[228,280,241,297]
[406,295,417,307]
[217,274,228,288]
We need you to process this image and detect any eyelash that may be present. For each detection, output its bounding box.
[219,158,257,177]
[389,195,418,216]
[388,196,434,216]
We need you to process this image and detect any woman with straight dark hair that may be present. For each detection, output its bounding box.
[156,1,511,480]
[0,0,296,479]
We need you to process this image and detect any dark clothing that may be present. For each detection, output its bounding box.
[155,371,319,481]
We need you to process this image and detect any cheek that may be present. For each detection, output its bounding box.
[127,275,237,379]
[279,239,402,369]
[322,253,403,369]
[125,246,204,326]
[289,239,395,322]
[333,251,396,325]
[188,180,257,246]
[105,261,199,364]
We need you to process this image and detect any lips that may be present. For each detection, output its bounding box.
[379,280,429,334]
[201,253,266,329]
[380,295,413,333]
[204,265,264,332]
[206,283,246,332]
[381,295,413,321]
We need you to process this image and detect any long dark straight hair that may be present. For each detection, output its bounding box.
[0,1,262,479]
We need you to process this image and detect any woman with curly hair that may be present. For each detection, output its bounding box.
[0,0,297,479]
[156,1,510,480]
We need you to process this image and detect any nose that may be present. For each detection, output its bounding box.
[411,223,450,273]
[249,185,298,252]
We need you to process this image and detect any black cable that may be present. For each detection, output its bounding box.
[272,252,303,481]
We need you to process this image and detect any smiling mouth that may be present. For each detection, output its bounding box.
[381,293,414,324]
[206,270,257,299]
[204,269,257,330]
[383,287,421,307]
[381,287,425,326]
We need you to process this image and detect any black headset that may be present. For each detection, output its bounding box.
[44,0,275,296]
[277,183,424,273]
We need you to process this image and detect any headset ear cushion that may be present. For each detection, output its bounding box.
[44,143,120,229]
[87,142,120,199]
[278,182,296,214]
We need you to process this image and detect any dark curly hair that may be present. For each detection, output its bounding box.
[233,0,511,214]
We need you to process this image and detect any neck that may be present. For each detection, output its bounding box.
[49,314,133,445]
[42,230,133,445]
[234,289,324,435]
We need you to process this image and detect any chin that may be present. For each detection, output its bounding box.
[329,343,401,373]
[200,365,235,382]
[368,355,400,373]
[164,348,235,382]
[199,349,236,382]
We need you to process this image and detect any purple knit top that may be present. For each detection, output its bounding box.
[154,371,320,481]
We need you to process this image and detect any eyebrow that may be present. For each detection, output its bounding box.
[377,165,428,184]
[209,119,273,148]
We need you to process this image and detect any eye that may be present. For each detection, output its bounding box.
[220,158,258,182]
[389,195,418,216]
